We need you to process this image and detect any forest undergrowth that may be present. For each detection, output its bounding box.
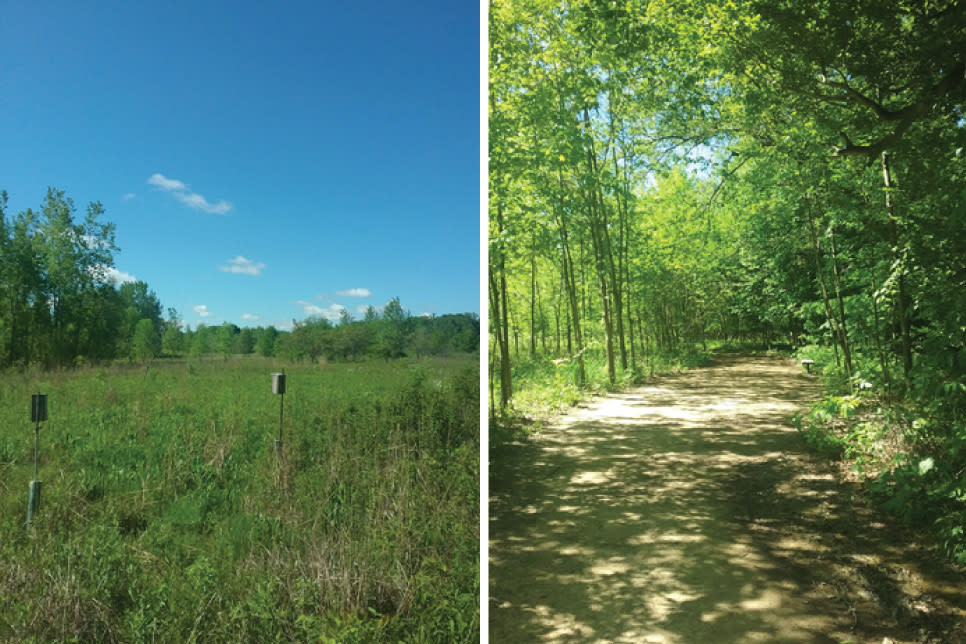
[794,347,966,568]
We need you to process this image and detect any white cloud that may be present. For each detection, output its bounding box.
[174,191,232,215]
[89,265,136,285]
[296,300,325,317]
[147,173,187,191]
[320,304,347,321]
[194,304,212,318]
[297,300,346,322]
[241,313,260,321]
[336,288,372,298]
[219,255,266,276]
[81,234,113,250]
[121,193,136,202]
[105,267,137,285]
[147,173,232,215]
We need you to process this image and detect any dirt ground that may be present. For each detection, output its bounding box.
[489,354,966,643]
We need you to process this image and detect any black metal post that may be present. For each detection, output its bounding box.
[277,390,284,452]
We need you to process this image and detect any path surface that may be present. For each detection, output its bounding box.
[490,355,966,643]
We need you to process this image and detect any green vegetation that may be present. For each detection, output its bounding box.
[490,0,966,562]
[796,357,966,565]
[0,356,479,642]
[0,188,478,369]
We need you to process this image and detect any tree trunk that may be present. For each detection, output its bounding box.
[881,151,913,389]
[827,224,854,379]
[808,214,852,380]
[582,108,615,385]
[871,275,894,390]
[490,198,513,411]
[529,251,537,359]
[555,171,586,385]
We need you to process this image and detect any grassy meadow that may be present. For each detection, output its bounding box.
[0,355,479,643]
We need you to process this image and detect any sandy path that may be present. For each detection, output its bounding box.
[489,355,966,643]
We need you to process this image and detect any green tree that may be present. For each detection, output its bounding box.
[190,325,212,357]
[233,327,255,355]
[36,188,117,364]
[338,308,354,326]
[363,306,380,323]
[0,199,45,365]
[132,318,161,361]
[255,326,279,357]
[216,323,239,358]
[163,324,185,355]
[0,188,176,367]
[377,297,409,359]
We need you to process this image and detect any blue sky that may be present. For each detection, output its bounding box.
[1,1,479,330]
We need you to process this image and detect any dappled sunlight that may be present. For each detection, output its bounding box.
[490,355,966,643]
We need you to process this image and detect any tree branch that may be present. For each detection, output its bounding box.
[829,61,966,157]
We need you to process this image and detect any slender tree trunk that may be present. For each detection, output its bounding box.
[560,232,585,384]
[610,130,630,373]
[488,337,497,422]
[566,318,573,355]
[581,108,615,385]
[512,313,519,358]
[554,293,561,356]
[537,273,547,354]
[827,224,854,379]
[490,201,513,411]
[881,151,913,389]
[870,275,894,390]
[555,172,586,385]
[809,220,852,379]
[529,251,537,359]
[557,216,587,387]
[803,174,853,380]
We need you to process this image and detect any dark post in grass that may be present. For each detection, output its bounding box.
[272,372,285,453]
[27,393,47,529]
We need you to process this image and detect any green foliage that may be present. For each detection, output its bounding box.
[793,412,845,458]
[132,318,161,361]
[0,357,479,642]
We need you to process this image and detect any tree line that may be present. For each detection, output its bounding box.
[164,306,480,362]
[0,188,478,369]
[489,0,965,408]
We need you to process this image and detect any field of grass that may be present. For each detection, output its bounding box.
[0,355,479,643]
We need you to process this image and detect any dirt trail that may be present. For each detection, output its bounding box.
[489,355,966,643]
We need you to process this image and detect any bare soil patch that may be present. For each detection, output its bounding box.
[489,354,966,643]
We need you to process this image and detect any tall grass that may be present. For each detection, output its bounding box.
[0,356,479,643]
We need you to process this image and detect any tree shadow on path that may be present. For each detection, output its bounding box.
[489,355,966,644]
